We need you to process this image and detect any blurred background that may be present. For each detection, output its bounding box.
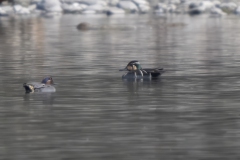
[1,0,240,159]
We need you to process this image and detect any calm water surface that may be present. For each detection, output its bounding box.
[1,14,240,159]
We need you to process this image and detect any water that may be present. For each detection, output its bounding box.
[1,14,240,159]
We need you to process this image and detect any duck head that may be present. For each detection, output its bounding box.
[41,76,54,85]
[119,60,142,71]
[23,83,34,93]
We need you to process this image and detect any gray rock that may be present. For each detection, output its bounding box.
[210,7,226,16]
[105,6,125,15]
[40,0,62,12]
[77,22,90,30]
[14,0,31,7]
[1,6,14,15]
[132,0,150,13]
[28,4,37,11]
[14,5,31,14]
[154,3,167,13]
[220,2,237,14]
[84,4,107,13]
[62,3,83,13]
[117,1,138,13]
[167,4,176,13]
[235,6,240,15]
[212,0,221,8]
[132,0,149,6]
[108,0,119,6]
[0,7,8,16]
[138,4,150,13]
[167,0,181,5]
[78,0,99,5]
[188,1,214,15]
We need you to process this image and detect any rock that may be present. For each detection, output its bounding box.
[0,7,8,16]
[62,3,83,13]
[188,1,199,9]
[212,0,221,8]
[14,5,30,14]
[28,4,37,11]
[138,4,150,13]
[1,5,14,15]
[132,0,149,6]
[105,7,125,15]
[108,0,119,6]
[132,0,150,13]
[188,1,214,15]
[84,4,107,13]
[76,22,90,30]
[40,0,62,12]
[188,6,205,15]
[167,4,176,13]
[199,1,214,11]
[167,0,181,5]
[220,2,237,14]
[117,1,138,13]
[210,7,226,16]
[154,3,167,13]
[78,0,100,5]
[235,6,240,15]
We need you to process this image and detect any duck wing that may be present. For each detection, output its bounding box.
[29,82,46,89]
[142,68,165,77]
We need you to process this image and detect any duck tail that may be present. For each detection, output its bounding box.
[23,83,34,93]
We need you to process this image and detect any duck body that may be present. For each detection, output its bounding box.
[120,61,164,79]
[23,77,56,93]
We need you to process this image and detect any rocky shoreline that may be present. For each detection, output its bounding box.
[0,0,240,17]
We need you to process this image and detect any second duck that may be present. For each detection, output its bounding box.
[119,60,164,79]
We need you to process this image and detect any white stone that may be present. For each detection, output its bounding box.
[84,4,107,13]
[199,1,214,11]
[210,7,226,16]
[1,6,14,15]
[220,2,237,13]
[138,4,150,13]
[28,4,37,11]
[78,0,99,5]
[14,5,31,14]
[132,0,149,6]
[0,7,8,16]
[117,1,138,13]
[167,0,181,5]
[235,6,240,14]
[62,3,83,13]
[41,0,62,12]
[108,0,119,6]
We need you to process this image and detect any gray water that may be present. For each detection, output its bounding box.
[1,14,240,159]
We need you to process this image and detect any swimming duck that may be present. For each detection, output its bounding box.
[23,76,56,93]
[119,60,164,79]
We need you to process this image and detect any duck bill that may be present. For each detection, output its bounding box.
[119,67,127,71]
[23,83,34,93]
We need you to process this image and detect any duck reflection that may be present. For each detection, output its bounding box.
[123,77,162,93]
[23,92,55,105]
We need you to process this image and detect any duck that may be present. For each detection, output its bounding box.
[119,60,164,79]
[23,76,56,93]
